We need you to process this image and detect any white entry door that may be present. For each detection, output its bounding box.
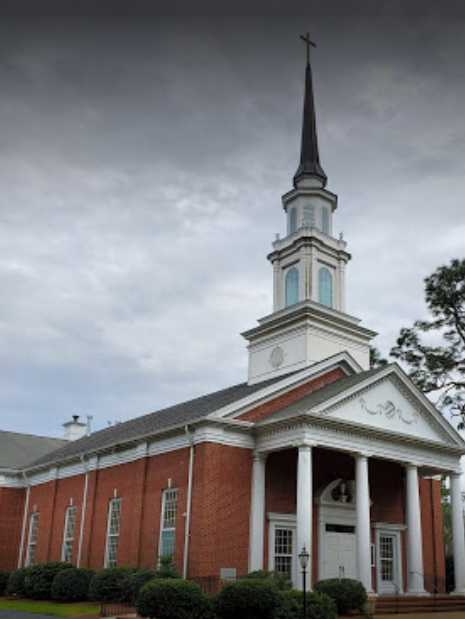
[322,524,357,580]
[376,530,402,594]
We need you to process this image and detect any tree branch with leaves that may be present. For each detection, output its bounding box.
[390,258,465,428]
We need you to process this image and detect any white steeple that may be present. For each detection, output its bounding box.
[242,37,376,384]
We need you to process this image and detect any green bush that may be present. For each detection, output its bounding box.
[214,578,281,619]
[51,567,94,602]
[126,569,156,604]
[155,556,180,579]
[243,570,291,590]
[88,567,135,602]
[275,590,337,619]
[314,578,367,615]
[136,578,213,619]
[24,562,73,600]
[0,571,10,595]
[6,568,31,597]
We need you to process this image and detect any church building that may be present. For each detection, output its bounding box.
[2,40,465,601]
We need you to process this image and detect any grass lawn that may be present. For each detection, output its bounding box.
[0,598,100,617]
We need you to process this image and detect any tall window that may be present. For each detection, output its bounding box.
[62,505,77,563]
[26,512,39,566]
[303,205,314,228]
[318,267,333,307]
[288,208,297,234]
[159,489,178,559]
[274,527,294,581]
[104,498,121,568]
[285,267,299,307]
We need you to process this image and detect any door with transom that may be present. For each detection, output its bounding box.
[376,529,402,594]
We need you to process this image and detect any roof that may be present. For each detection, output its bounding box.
[28,371,298,470]
[293,56,327,187]
[257,365,387,423]
[0,430,67,471]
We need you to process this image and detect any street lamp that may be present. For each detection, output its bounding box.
[298,546,310,618]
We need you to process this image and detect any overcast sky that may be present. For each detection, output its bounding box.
[1,3,465,437]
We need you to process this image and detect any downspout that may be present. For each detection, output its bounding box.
[76,455,89,568]
[18,472,30,568]
[183,426,195,579]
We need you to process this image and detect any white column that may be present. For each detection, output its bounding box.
[405,463,427,595]
[249,452,266,572]
[296,444,313,590]
[355,453,373,593]
[450,471,465,595]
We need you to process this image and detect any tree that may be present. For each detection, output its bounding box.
[390,258,465,428]
[369,346,388,369]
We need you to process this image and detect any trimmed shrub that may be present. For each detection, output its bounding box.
[24,562,73,600]
[314,578,367,615]
[136,578,213,619]
[155,556,180,579]
[214,578,281,619]
[0,571,9,596]
[88,567,135,602]
[6,568,31,597]
[243,570,291,590]
[51,567,95,602]
[126,569,156,604]
[275,590,338,619]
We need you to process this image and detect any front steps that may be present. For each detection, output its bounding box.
[375,595,465,614]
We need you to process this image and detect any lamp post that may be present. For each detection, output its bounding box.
[299,546,310,618]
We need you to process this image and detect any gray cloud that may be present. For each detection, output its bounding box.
[1,10,465,436]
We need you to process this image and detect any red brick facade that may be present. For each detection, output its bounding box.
[0,370,447,594]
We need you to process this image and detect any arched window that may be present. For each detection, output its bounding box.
[318,267,333,307]
[285,267,299,307]
[321,208,330,234]
[289,208,297,234]
[303,205,314,228]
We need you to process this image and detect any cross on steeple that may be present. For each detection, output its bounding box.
[299,32,316,66]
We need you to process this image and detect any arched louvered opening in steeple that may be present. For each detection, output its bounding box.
[318,267,333,307]
[285,267,299,307]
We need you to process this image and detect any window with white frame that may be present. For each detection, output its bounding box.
[273,527,294,580]
[26,512,39,566]
[159,488,177,559]
[104,498,121,568]
[62,505,77,563]
[303,205,315,228]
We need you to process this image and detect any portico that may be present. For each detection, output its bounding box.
[246,364,465,596]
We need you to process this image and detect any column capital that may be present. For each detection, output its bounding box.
[292,439,317,450]
[252,450,268,463]
[353,451,371,460]
[403,461,422,471]
[450,469,463,478]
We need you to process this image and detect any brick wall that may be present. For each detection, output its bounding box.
[238,368,346,422]
[0,487,26,570]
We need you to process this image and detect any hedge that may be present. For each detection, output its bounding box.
[275,590,338,619]
[126,569,157,604]
[88,567,135,602]
[243,570,291,591]
[136,578,213,619]
[0,571,9,596]
[214,578,281,619]
[51,567,95,602]
[24,563,73,600]
[314,578,367,615]
[6,568,31,597]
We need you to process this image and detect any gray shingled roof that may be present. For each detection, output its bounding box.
[0,430,67,471]
[28,372,298,470]
[257,366,387,423]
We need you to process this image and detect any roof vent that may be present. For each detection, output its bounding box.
[63,415,87,441]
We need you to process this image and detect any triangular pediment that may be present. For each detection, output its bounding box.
[316,368,463,448]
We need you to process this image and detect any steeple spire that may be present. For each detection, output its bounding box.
[293,33,327,188]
